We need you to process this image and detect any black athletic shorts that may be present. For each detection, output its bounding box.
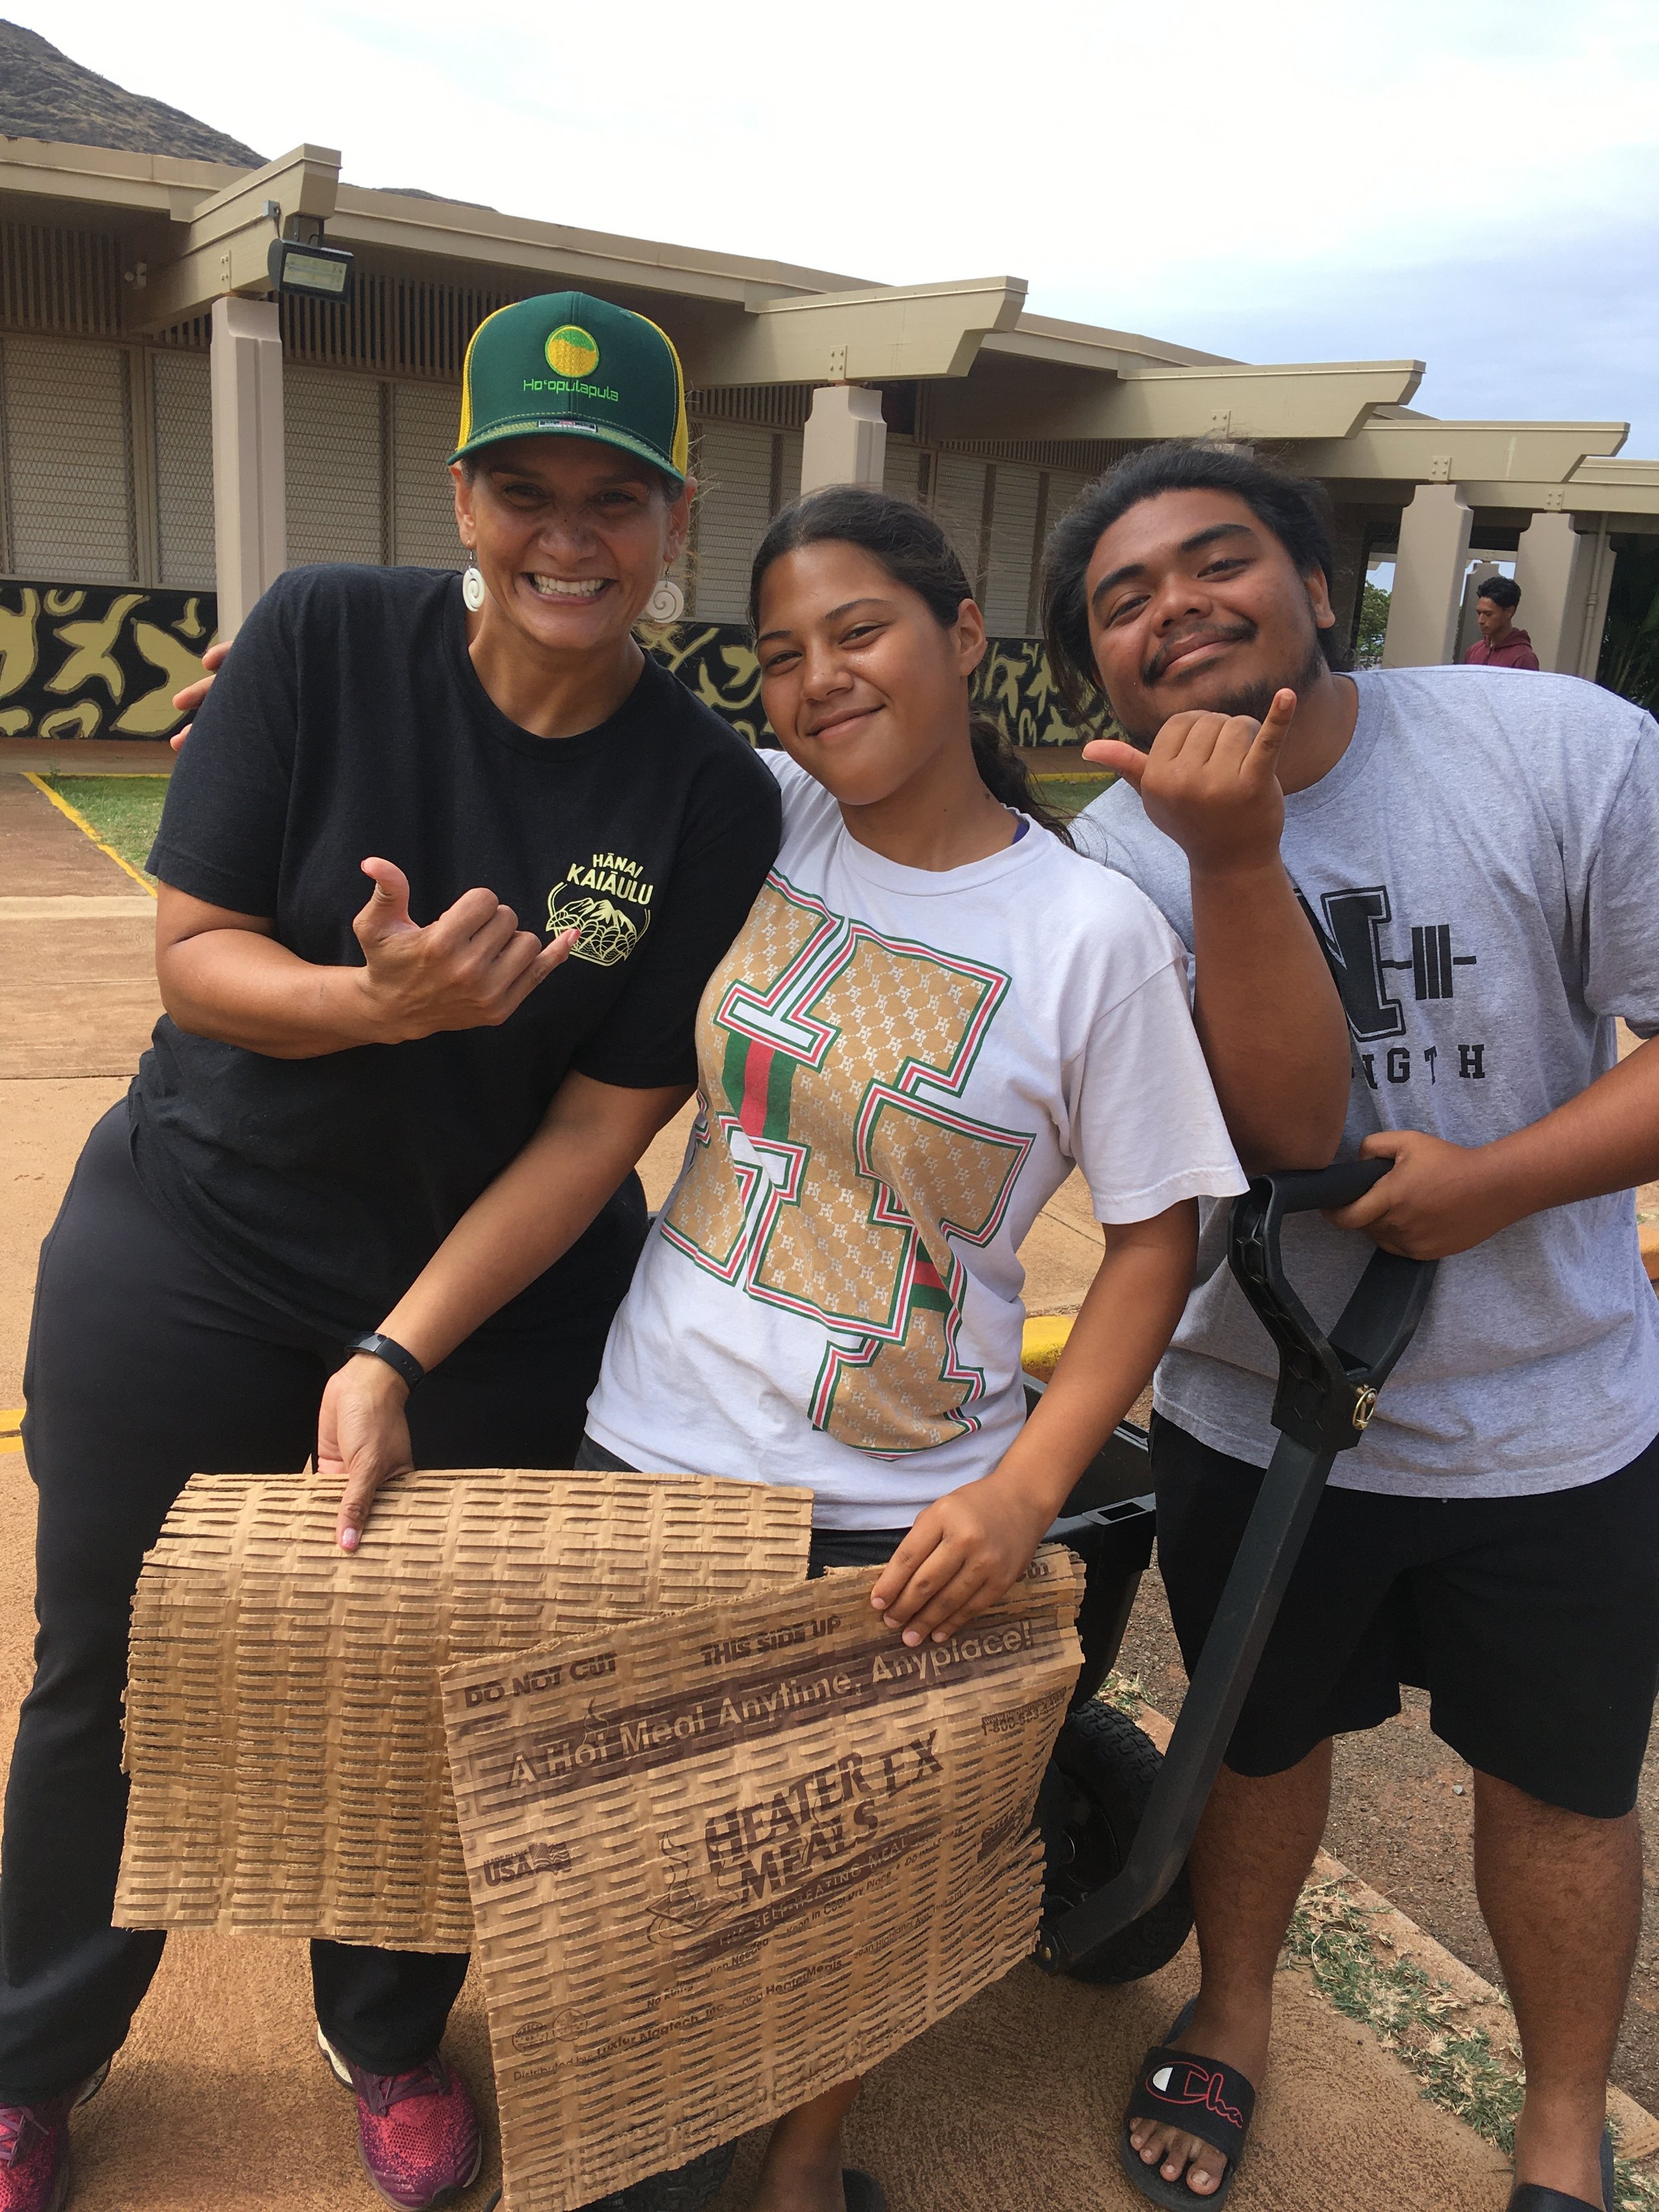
[1152,1412,1659,1819]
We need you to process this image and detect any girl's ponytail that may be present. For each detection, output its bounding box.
[968,713,1073,844]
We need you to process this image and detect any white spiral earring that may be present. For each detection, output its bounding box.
[645,575,685,625]
[461,556,486,613]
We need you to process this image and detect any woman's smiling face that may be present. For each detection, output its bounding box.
[755,540,986,808]
[453,437,691,655]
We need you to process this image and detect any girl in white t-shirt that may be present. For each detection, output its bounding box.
[325,488,1244,2212]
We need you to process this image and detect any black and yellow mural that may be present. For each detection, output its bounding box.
[650,621,770,745]
[972,636,1081,748]
[0,583,218,741]
[0,585,1080,750]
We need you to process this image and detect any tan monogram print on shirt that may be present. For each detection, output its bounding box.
[664,873,1033,1454]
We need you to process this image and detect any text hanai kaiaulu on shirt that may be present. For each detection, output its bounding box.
[1074,665,1659,1500]
[589,753,1245,1528]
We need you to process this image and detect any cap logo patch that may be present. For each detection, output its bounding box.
[545,325,600,379]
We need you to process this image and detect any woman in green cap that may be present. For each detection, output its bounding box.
[1,293,780,2212]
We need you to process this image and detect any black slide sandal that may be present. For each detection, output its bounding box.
[1121,1999,1257,2208]
[1507,2125,1615,2212]
[841,2172,887,2212]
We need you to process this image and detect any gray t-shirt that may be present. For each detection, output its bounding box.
[1073,666,1659,1498]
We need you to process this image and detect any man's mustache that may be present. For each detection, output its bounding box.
[1143,619,1258,684]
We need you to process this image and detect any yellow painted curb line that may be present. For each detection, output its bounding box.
[21,774,157,899]
[0,1407,23,1457]
[1021,1313,1075,1381]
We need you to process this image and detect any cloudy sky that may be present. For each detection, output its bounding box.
[25,0,1659,454]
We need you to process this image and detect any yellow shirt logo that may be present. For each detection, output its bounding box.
[547,851,654,966]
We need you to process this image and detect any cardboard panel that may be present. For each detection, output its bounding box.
[115,1467,813,1951]
[443,1547,1084,2209]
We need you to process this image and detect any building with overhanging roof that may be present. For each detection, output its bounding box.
[3,26,1657,745]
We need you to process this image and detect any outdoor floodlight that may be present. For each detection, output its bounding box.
[267,238,356,304]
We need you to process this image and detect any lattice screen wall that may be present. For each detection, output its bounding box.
[0,335,135,583]
[284,367,385,568]
[152,351,215,589]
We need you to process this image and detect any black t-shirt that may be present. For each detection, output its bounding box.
[133,564,780,1339]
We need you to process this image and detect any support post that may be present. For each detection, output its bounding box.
[1381,483,1473,668]
[210,295,286,634]
[1570,520,1617,680]
[800,384,887,494]
[1514,510,1601,674]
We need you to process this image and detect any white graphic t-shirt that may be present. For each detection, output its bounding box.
[588,754,1246,1527]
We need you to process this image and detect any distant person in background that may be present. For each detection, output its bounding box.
[1467,575,1541,668]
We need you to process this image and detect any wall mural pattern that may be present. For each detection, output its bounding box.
[0,588,1080,749]
[0,583,218,741]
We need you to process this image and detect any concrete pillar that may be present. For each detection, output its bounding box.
[1514,510,1599,674]
[210,295,286,634]
[1327,507,1368,660]
[1381,483,1473,668]
[800,384,887,494]
[1569,520,1617,680]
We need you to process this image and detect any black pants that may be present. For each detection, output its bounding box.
[1,1106,642,2104]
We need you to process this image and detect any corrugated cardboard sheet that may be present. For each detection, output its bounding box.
[443,1546,1085,2210]
[115,1469,814,1951]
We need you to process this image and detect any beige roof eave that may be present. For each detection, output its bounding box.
[982,312,1236,373]
[0,131,247,221]
[1104,359,1425,441]
[1457,457,1659,518]
[684,276,1029,386]
[927,354,1425,446]
[1297,416,1628,483]
[325,182,869,307]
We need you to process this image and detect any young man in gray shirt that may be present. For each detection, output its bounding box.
[1046,441,1659,2212]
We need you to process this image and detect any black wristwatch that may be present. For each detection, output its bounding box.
[346,1332,425,1392]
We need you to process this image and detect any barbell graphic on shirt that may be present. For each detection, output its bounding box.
[1295,883,1479,1042]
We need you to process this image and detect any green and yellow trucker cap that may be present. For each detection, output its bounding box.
[451,291,689,488]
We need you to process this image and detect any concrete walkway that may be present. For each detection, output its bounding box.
[0,771,1549,2209]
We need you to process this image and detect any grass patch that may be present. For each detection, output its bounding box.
[1034,774,1113,820]
[1285,1876,1658,2207]
[40,774,167,885]
[32,769,1106,872]
[1101,1669,1145,1718]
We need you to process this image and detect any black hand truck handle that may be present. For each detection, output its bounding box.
[1035,1158,1437,1972]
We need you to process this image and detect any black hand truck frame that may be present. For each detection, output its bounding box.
[1028,1158,1437,1983]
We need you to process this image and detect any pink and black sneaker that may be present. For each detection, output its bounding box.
[319,2031,482,2210]
[0,2065,109,2212]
